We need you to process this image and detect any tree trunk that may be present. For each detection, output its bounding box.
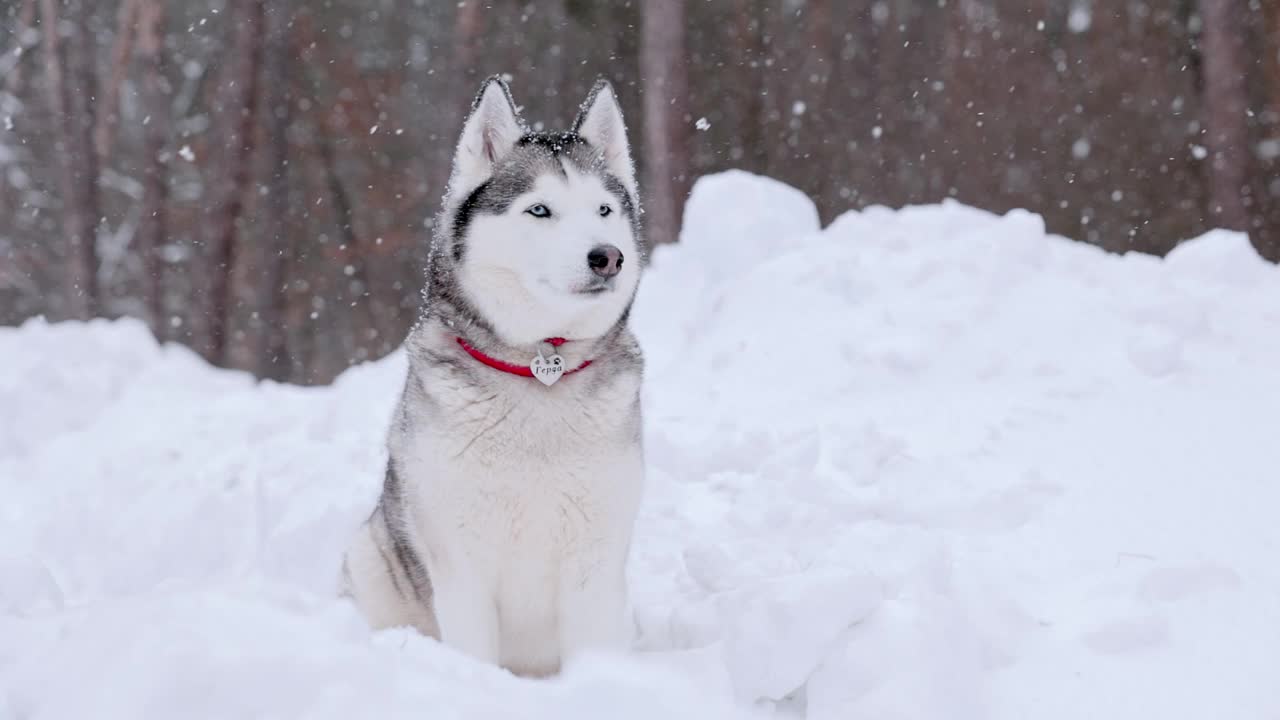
[804,0,840,221]
[40,0,101,320]
[206,0,265,362]
[641,0,690,246]
[731,0,765,173]
[0,0,38,227]
[2,0,38,98]
[432,0,487,202]
[1250,2,1280,262]
[454,0,485,82]
[255,1,294,379]
[1198,0,1251,232]
[136,0,170,335]
[96,0,140,161]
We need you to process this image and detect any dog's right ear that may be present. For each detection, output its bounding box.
[572,80,637,202]
[446,76,524,203]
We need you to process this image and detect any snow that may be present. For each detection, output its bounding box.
[3,171,1280,719]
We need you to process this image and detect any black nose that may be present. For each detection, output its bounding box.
[587,245,624,279]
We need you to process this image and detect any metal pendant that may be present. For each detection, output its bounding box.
[530,350,565,386]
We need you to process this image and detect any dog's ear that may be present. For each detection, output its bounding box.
[447,75,524,202]
[573,80,637,202]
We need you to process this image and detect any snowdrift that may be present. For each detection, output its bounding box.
[3,171,1278,719]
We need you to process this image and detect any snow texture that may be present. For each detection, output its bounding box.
[3,171,1279,719]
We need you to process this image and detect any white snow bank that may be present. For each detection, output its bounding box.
[4,171,1279,719]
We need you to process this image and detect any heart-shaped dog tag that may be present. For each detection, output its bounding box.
[530,352,565,386]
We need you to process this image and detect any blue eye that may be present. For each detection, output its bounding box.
[526,204,552,218]
[599,204,613,217]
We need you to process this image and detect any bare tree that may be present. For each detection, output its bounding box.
[429,0,488,203]
[802,0,841,220]
[136,0,170,333]
[0,0,38,230]
[39,0,101,320]
[1249,1,1280,262]
[731,0,765,172]
[2,0,38,98]
[1198,0,1251,232]
[641,0,690,246]
[454,0,485,83]
[96,0,140,161]
[206,0,265,362]
[252,1,294,379]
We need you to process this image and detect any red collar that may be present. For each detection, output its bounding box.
[455,336,593,380]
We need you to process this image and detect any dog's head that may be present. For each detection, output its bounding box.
[435,76,643,346]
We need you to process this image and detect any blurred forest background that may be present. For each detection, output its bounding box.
[1,0,1278,384]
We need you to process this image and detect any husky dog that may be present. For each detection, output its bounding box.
[341,76,646,677]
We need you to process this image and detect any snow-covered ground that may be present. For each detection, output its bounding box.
[3,171,1279,719]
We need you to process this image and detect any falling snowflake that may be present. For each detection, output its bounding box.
[871,126,883,140]
[695,117,710,131]
[1191,145,1208,160]
[1072,138,1091,160]
[178,145,196,162]
[2,116,12,131]
[792,101,806,116]
[1068,1,1092,33]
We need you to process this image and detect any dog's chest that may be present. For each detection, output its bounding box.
[402,369,642,554]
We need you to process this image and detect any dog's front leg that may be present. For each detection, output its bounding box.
[433,572,500,665]
[557,546,630,663]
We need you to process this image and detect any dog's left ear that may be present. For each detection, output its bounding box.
[573,80,637,202]
[447,76,525,203]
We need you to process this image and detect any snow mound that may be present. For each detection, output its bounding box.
[4,172,1279,719]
